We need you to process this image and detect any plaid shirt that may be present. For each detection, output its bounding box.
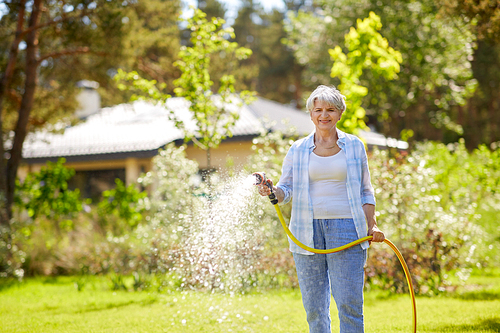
[277,129,376,255]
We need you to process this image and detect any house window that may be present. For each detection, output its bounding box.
[69,169,126,202]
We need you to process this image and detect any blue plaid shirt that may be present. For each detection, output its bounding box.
[277,129,376,255]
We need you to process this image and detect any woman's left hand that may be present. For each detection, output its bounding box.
[368,225,385,244]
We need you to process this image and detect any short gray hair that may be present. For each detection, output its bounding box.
[306,85,346,113]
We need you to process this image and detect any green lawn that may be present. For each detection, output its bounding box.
[1,273,499,333]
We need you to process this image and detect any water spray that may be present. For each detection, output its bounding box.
[253,172,417,333]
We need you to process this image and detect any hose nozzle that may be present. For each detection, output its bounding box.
[252,172,267,186]
[252,172,278,205]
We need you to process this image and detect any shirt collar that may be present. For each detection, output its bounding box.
[307,131,315,149]
[337,128,346,147]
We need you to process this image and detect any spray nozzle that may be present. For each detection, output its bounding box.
[252,172,278,205]
[252,172,272,190]
[252,172,266,186]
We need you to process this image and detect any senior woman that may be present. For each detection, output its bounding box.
[258,85,385,333]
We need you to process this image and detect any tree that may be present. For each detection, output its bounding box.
[438,0,500,42]
[173,9,256,170]
[436,0,500,147]
[232,0,299,106]
[284,0,476,143]
[329,12,402,134]
[197,0,227,20]
[101,0,182,105]
[0,1,181,225]
[117,9,256,172]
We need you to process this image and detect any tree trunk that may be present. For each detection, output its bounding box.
[5,0,42,219]
[0,0,26,224]
[207,147,211,170]
[205,147,212,190]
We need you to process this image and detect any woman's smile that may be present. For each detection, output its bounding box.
[311,100,341,131]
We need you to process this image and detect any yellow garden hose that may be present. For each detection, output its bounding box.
[273,203,417,333]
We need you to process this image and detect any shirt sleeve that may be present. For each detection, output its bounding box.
[360,143,376,206]
[277,145,294,205]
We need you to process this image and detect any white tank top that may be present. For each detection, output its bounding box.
[309,150,353,219]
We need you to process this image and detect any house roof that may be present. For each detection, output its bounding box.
[22,96,407,163]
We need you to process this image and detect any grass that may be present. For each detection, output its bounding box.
[1,272,499,333]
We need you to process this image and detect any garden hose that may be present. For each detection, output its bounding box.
[253,172,417,333]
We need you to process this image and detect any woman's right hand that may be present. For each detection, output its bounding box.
[257,179,273,197]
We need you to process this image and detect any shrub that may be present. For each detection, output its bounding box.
[14,158,83,230]
[6,134,497,296]
[138,143,202,231]
[132,143,278,291]
[366,142,494,295]
[97,179,147,234]
[1,159,85,278]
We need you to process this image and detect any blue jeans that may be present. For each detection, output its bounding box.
[293,218,366,333]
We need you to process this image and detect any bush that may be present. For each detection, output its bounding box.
[242,132,495,294]
[14,158,83,229]
[3,159,150,278]
[5,135,498,296]
[97,179,147,234]
[366,142,497,295]
[1,159,85,278]
[132,141,301,291]
[138,143,202,231]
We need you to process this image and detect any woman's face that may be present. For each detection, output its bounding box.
[310,99,342,132]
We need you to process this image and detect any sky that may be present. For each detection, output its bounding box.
[182,0,287,24]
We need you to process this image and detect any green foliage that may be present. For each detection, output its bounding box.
[437,0,500,42]
[416,140,500,249]
[3,161,148,278]
[367,142,499,294]
[138,143,202,231]
[114,69,170,102]
[172,8,256,152]
[284,0,477,142]
[4,134,499,296]
[97,179,147,231]
[14,159,83,225]
[418,140,500,206]
[116,8,256,168]
[2,159,86,278]
[231,1,298,105]
[329,12,402,133]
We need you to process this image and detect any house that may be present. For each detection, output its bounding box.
[20,94,408,200]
